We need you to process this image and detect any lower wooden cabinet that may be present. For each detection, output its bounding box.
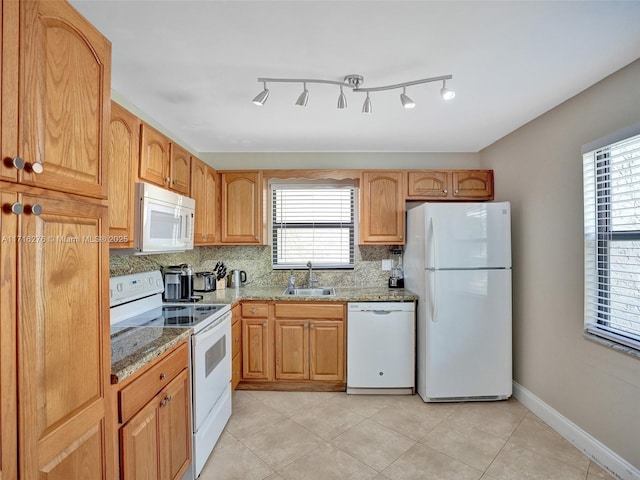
[240,301,346,388]
[242,302,271,380]
[118,342,191,480]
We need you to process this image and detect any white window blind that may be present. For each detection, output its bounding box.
[271,182,355,269]
[583,131,640,351]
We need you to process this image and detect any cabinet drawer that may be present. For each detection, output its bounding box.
[119,342,189,423]
[242,303,269,318]
[274,302,344,320]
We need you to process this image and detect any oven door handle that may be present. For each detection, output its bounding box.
[193,312,231,343]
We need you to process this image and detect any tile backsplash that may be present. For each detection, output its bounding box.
[110,245,396,288]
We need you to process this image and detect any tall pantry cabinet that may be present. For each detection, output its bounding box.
[1,1,114,478]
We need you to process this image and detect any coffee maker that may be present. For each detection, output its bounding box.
[163,264,196,301]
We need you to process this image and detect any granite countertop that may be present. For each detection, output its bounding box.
[111,285,417,384]
[110,326,191,384]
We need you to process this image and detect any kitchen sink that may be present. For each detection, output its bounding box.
[282,287,336,296]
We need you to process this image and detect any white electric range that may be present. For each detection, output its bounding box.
[110,270,231,479]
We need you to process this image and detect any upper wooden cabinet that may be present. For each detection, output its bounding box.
[139,123,171,187]
[169,143,191,195]
[190,157,218,245]
[451,170,494,199]
[139,123,191,194]
[360,170,405,245]
[220,171,263,244]
[109,102,139,249]
[0,0,111,198]
[406,170,450,199]
[406,170,494,201]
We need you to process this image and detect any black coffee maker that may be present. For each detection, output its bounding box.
[163,264,195,301]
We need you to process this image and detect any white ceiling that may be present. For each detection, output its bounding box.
[70,0,640,154]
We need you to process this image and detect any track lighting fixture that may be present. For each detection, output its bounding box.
[400,86,415,109]
[252,81,270,106]
[337,85,347,109]
[252,73,454,114]
[295,82,309,106]
[440,79,456,100]
[362,92,372,114]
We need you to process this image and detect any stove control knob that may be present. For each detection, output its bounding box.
[116,283,123,293]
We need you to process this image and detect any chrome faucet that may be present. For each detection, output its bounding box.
[306,261,319,288]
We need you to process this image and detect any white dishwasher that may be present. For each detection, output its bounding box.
[347,302,415,395]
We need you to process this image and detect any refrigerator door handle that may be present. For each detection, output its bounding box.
[433,270,439,322]
[431,217,439,270]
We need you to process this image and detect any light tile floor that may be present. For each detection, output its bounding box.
[199,391,614,480]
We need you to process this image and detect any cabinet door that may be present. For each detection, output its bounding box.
[221,171,262,244]
[191,158,218,245]
[109,102,139,249]
[0,0,19,184]
[360,171,405,244]
[17,191,113,479]
[406,170,450,199]
[139,123,170,188]
[0,191,18,480]
[310,320,344,382]
[19,0,111,198]
[169,144,191,195]
[204,165,219,243]
[121,397,160,480]
[242,318,271,380]
[274,319,309,380]
[158,369,191,480]
[451,170,494,199]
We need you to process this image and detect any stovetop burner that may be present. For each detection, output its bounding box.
[164,305,188,312]
[164,316,196,325]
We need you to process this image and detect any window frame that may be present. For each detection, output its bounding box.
[583,125,640,355]
[270,181,357,270]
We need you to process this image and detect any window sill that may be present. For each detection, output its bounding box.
[583,331,640,360]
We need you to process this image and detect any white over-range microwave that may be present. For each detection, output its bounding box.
[134,182,195,254]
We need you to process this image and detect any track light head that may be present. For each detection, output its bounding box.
[252,82,270,106]
[362,93,372,114]
[337,85,347,109]
[400,86,415,109]
[440,80,455,100]
[296,82,309,106]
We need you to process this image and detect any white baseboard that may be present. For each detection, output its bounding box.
[512,381,640,480]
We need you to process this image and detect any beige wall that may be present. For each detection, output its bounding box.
[479,59,640,468]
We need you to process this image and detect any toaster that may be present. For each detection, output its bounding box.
[193,271,216,292]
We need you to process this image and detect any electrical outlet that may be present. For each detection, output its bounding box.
[382,259,393,271]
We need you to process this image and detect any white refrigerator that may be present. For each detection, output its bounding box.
[404,202,512,402]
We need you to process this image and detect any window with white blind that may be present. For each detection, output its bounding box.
[583,126,640,352]
[271,181,355,269]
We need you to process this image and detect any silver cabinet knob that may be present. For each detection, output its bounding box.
[165,177,171,184]
[28,204,42,216]
[443,189,448,194]
[10,203,23,215]
[160,372,167,380]
[30,162,44,174]
[455,190,459,194]
[12,157,25,170]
